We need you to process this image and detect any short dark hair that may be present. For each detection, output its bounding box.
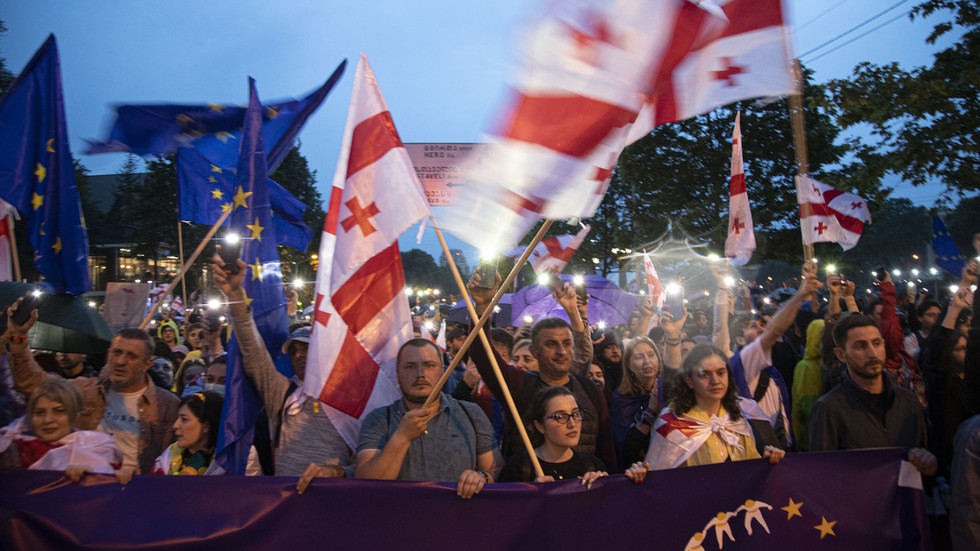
[667,344,741,420]
[179,390,224,451]
[530,317,572,345]
[833,314,879,348]
[527,386,575,447]
[114,328,154,361]
[396,338,444,367]
[916,300,941,318]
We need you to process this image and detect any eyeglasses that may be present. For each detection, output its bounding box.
[542,411,582,424]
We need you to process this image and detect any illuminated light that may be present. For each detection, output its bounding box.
[219,316,226,323]
[88,301,96,308]
[405,287,414,296]
[293,279,303,288]
[207,299,221,310]
[866,289,872,294]
[812,258,818,263]
[592,258,600,264]
[722,276,735,288]
[225,232,241,245]
[424,289,431,295]
[707,253,720,261]
[949,284,960,294]
[751,309,757,314]
[416,290,424,297]
[134,279,141,283]
[907,281,915,288]
[767,276,773,281]
[162,302,170,309]
[523,315,533,324]
[892,269,901,277]
[825,264,836,273]
[572,274,585,287]
[493,306,501,313]
[639,290,646,295]
[912,254,919,260]
[929,267,939,275]
[972,285,978,292]
[762,297,772,305]
[624,249,632,254]
[31,289,42,298]
[911,269,919,276]
[537,272,551,286]
[433,289,440,296]
[480,248,497,260]
[597,320,606,330]
[683,299,688,304]
[665,282,682,295]
[311,254,318,260]
[424,321,434,331]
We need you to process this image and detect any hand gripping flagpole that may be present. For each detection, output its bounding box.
[427,217,546,478]
[139,208,232,329]
[789,58,814,263]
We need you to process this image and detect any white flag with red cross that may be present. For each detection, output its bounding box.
[724,111,755,265]
[306,54,432,447]
[505,224,591,274]
[795,175,871,251]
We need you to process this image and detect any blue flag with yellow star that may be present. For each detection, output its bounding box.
[0,35,91,295]
[214,78,291,475]
[933,215,965,277]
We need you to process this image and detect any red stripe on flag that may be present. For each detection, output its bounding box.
[730,173,746,195]
[650,2,712,126]
[502,94,637,157]
[331,242,405,335]
[318,330,380,418]
[821,188,844,203]
[346,111,403,179]
[799,203,865,234]
[323,186,344,236]
[718,0,785,39]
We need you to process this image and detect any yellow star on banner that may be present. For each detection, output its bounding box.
[814,517,836,540]
[248,257,264,281]
[51,236,62,254]
[211,189,224,200]
[208,176,217,183]
[242,288,253,307]
[210,164,222,173]
[221,202,232,214]
[232,186,253,210]
[46,139,55,152]
[265,106,279,119]
[208,102,224,112]
[34,163,46,184]
[31,192,44,211]
[215,131,235,143]
[176,113,193,125]
[246,217,264,241]
[781,498,803,520]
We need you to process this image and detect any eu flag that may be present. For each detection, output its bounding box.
[933,215,965,277]
[214,78,291,475]
[0,35,90,295]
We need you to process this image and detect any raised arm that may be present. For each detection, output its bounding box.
[554,282,593,378]
[711,264,734,358]
[4,299,50,397]
[758,262,820,353]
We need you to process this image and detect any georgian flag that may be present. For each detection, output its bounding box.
[642,251,667,334]
[505,224,591,274]
[0,198,16,282]
[305,54,432,447]
[795,175,871,251]
[724,112,755,265]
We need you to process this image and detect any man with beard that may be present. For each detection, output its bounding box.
[808,314,936,476]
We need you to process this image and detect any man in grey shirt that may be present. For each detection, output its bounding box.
[356,338,502,499]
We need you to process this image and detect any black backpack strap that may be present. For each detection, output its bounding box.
[753,369,771,403]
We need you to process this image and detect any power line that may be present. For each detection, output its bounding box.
[798,0,912,59]
[803,8,914,63]
[796,0,851,32]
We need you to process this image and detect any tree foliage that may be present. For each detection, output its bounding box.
[827,0,980,197]
[270,143,325,283]
[0,20,15,94]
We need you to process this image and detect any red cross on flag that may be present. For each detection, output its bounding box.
[306,54,432,447]
[724,112,755,265]
[642,251,666,310]
[505,224,591,274]
[795,175,871,251]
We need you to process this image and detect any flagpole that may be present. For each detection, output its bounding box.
[177,220,188,315]
[428,217,545,479]
[423,220,554,407]
[140,208,231,329]
[7,215,21,282]
[789,59,814,263]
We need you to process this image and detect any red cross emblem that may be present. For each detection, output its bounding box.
[851,201,863,210]
[314,292,332,327]
[592,165,613,184]
[712,57,745,87]
[815,221,829,235]
[732,218,745,235]
[567,12,617,64]
[340,197,380,236]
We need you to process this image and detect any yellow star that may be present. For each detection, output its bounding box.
[215,131,235,143]
[248,257,264,281]
[246,217,264,241]
[221,202,232,214]
[210,164,222,173]
[31,192,44,210]
[51,236,62,254]
[208,102,224,112]
[211,189,224,200]
[208,176,217,183]
[265,106,279,119]
[176,113,193,125]
[242,289,253,307]
[46,139,55,153]
[781,498,803,520]
[814,517,836,540]
[34,163,46,184]
[232,186,253,210]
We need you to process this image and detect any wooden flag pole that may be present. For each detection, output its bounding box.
[7,215,21,282]
[139,208,231,329]
[177,220,188,315]
[423,219,554,408]
[428,217,545,478]
[789,59,814,263]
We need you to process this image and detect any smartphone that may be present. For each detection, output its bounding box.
[12,292,44,326]
[665,285,685,318]
[872,265,886,282]
[220,232,243,275]
[477,258,498,289]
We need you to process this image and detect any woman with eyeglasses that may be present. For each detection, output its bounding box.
[498,386,648,486]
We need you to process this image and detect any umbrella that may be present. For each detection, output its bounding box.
[0,282,115,355]
[511,274,638,327]
[448,294,513,327]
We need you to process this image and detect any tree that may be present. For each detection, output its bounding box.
[270,143,325,284]
[0,20,15,94]
[827,0,980,198]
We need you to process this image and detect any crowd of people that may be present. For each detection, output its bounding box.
[1,244,978,549]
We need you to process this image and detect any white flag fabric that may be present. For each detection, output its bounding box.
[306,54,432,447]
[795,175,871,251]
[505,224,591,274]
[642,251,666,334]
[724,112,755,265]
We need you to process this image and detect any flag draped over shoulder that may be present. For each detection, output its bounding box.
[306,54,432,447]
[213,78,291,475]
[932,215,965,277]
[795,175,871,251]
[441,0,794,252]
[505,224,591,274]
[0,35,91,295]
[725,111,755,265]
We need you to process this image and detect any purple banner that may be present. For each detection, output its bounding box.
[0,448,928,550]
